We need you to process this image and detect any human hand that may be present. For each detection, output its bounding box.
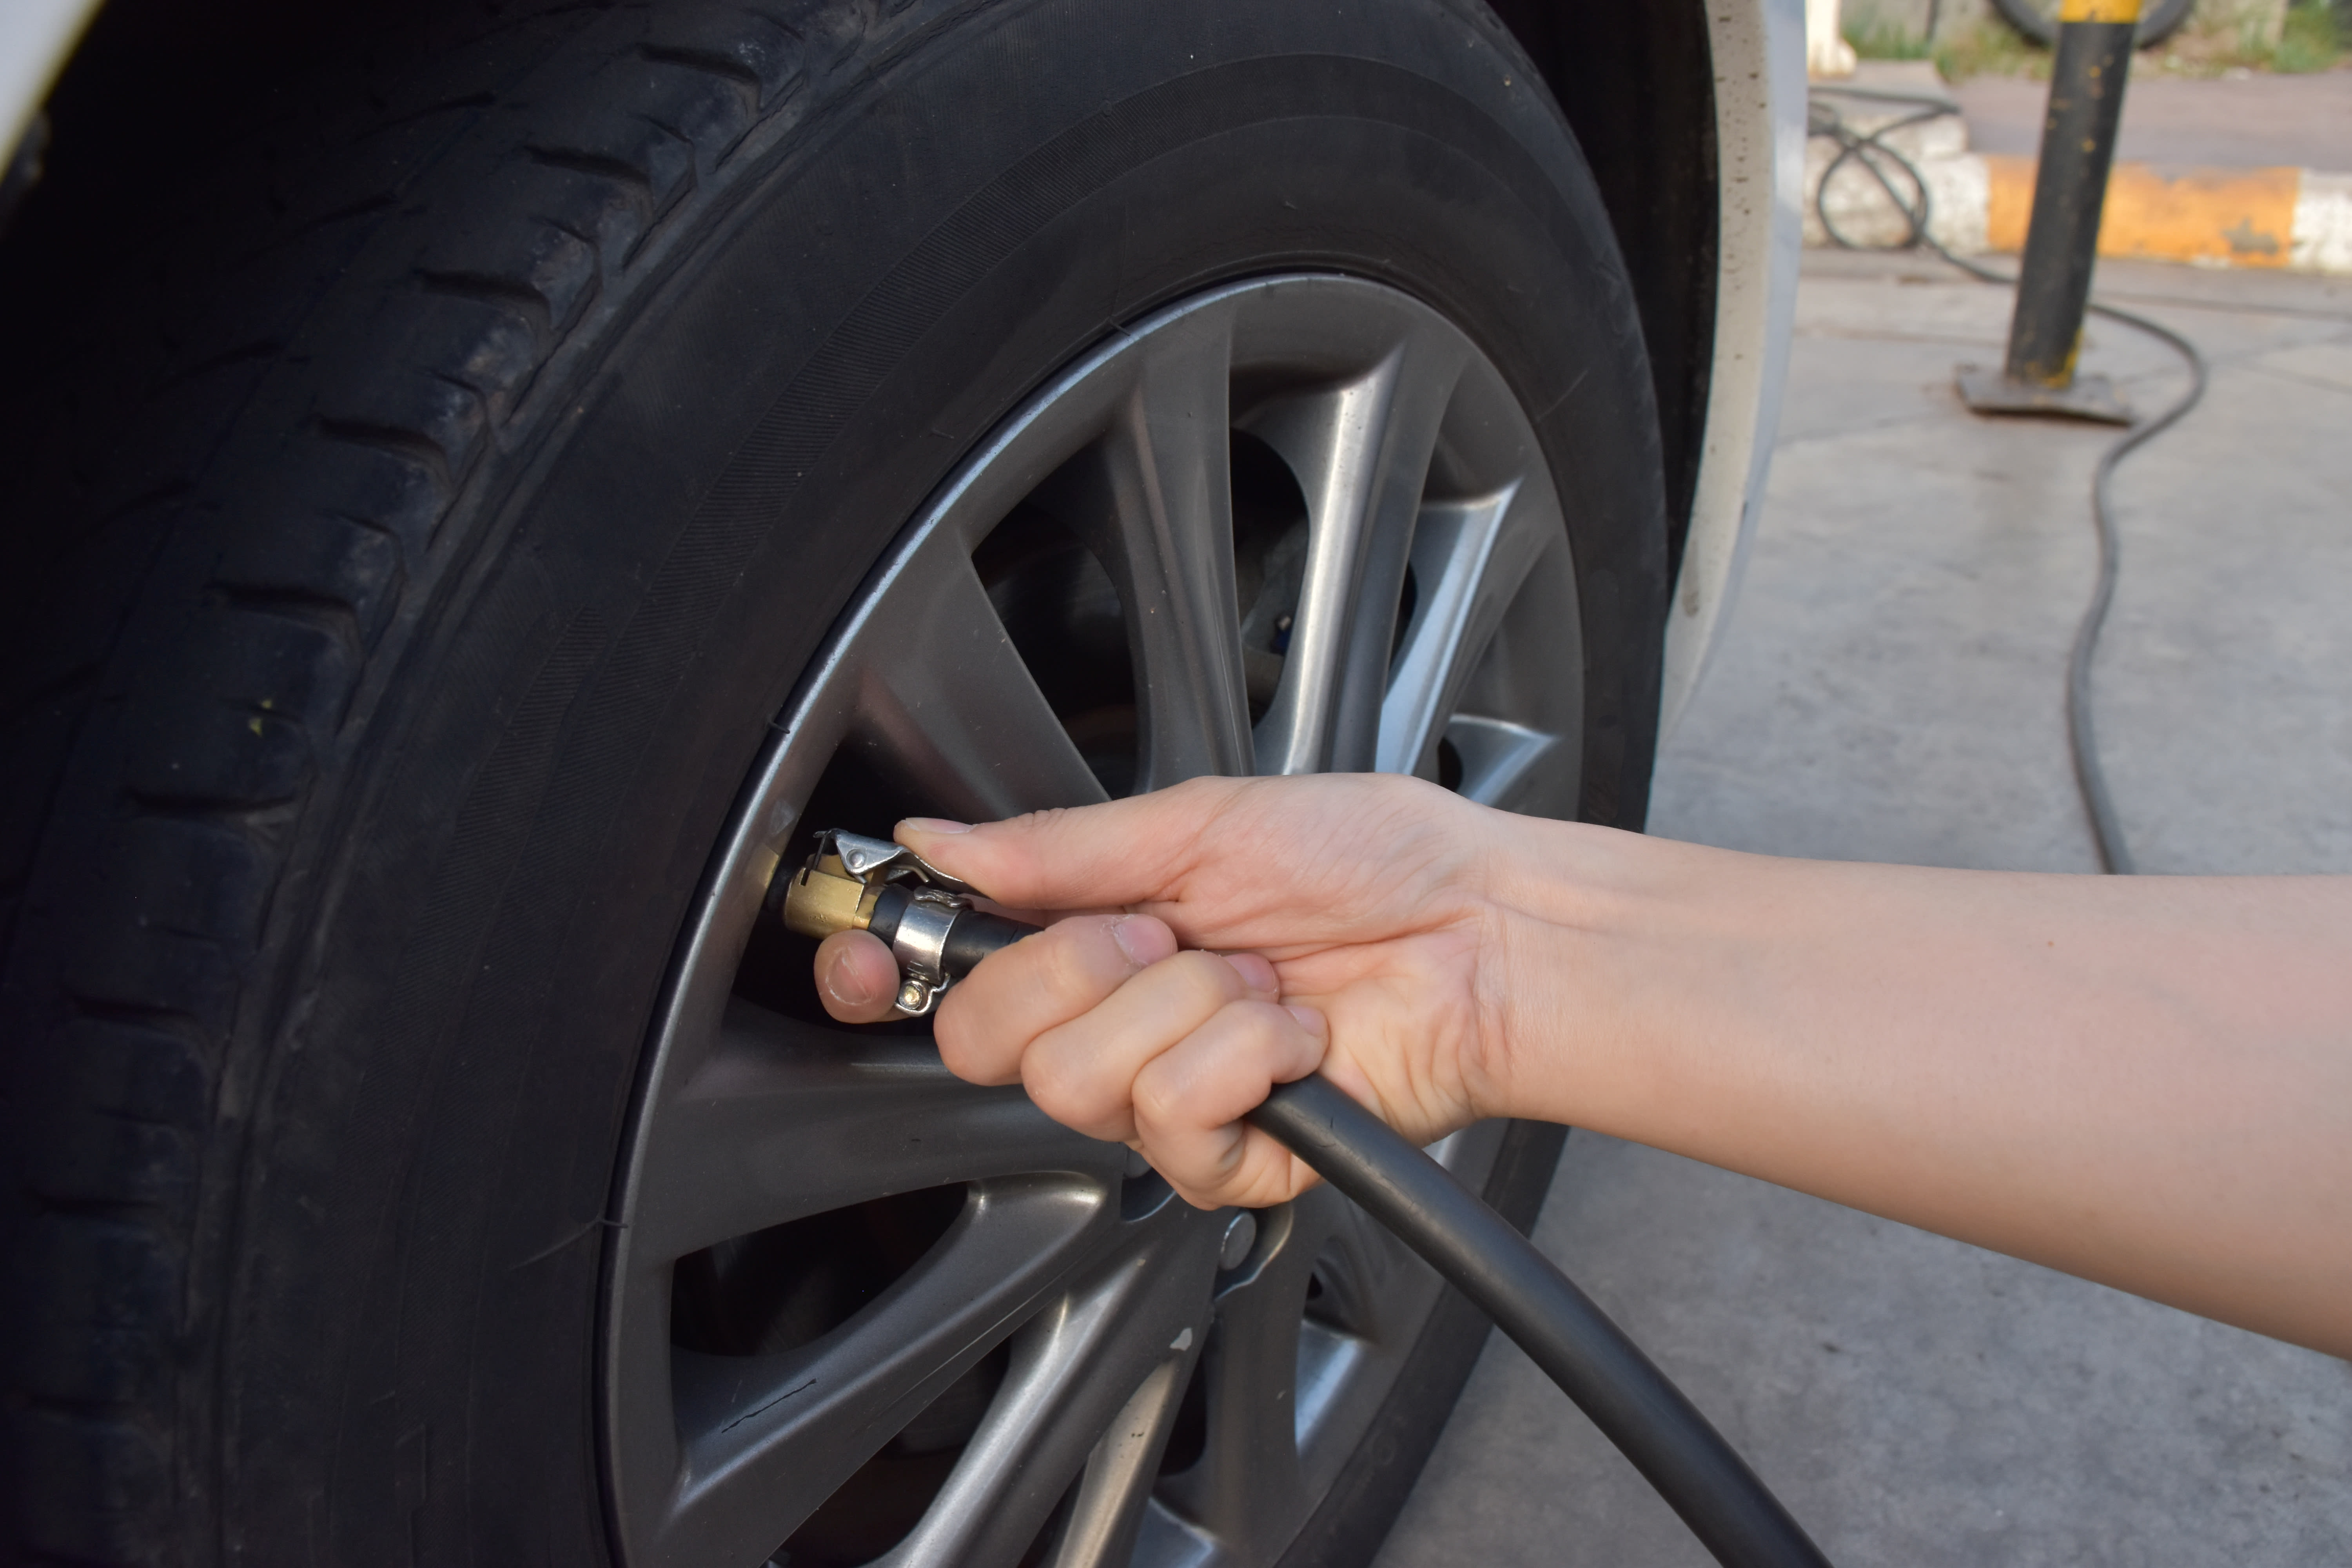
[811,773,1516,1209]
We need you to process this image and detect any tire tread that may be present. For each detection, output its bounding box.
[0,4,892,1560]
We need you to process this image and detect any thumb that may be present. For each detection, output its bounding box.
[896,777,1250,912]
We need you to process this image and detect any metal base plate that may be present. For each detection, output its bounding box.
[1956,365,2134,425]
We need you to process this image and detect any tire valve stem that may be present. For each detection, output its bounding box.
[770,828,1039,1018]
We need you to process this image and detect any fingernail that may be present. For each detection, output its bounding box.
[900,817,972,835]
[826,959,878,1009]
[1222,951,1278,994]
[1286,1004,1327,1036]
[1109,915,1173,969]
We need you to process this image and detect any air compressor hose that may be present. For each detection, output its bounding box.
[781,825,1838,1565]
[1248,1073,1833,1568]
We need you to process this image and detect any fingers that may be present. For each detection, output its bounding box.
[1018,949,1281,1142]
[815,907,1180,1030]
[932,913,1179,1083]
[1131,1001,1330,1209]
[815,930,901,1024]
[926,906,1319,1205]
[896,776,1252,912]
[933,911,1327,1207]
[896,773,1491,960]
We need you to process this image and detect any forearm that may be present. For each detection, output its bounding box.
[1490,824,2352,1357]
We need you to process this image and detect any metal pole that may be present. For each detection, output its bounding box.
[1958,0,2139,422]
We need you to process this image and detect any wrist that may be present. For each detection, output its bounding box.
[1472,816,1758,1134]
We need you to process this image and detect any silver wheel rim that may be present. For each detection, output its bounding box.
[603,274,1584,1568]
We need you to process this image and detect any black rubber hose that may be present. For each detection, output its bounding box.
[925,924,1831,1565]
[1248,1075,1832,1568]
[2062,298,2206,875]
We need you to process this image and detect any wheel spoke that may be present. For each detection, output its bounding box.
[1289,1186,1432,1350]
[1246,330,1465,774]
[1152,1196,1335,1554]
[1058,314,1253,789]
[629,998,1115,1264]
[651,1176,1118,1568]
[848,537,1109,819]
[609,276,1588,1568]
[1043,1355,1193,1568]
[1444,713,1564,811]
[884,1213,1224,1568]
[1377,485,1555,777]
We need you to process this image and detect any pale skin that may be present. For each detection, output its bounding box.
[812,773,2352,1359]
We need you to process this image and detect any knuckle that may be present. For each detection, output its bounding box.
[1225,997,1290,1042]
[1041,918,1127,999]
[1165,949,1245,1007]
[1024,1042,1116,1129]
[1131,1047,1214,1131]
[1196,998,1290,1065]
[932,1007,1008,1084]
[931,989,982,1049]
[932,1014,982,1072]
[1131,1067,1182,1129]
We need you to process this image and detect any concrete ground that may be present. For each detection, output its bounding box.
[1952,68,2352,170]
[1372,250,2352,1566]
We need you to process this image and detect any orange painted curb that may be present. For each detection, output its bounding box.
[1984,154,2303,269]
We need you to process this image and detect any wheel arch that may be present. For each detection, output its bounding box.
[1490,0,1720,577]
[1498,0,1804,737]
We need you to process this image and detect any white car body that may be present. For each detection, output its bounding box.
[0,0,93,170]
[1670,0,1806,732]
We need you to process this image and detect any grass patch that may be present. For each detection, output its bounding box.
[2145,1,2345,76]
[1844,15,1933,60]
[1935,18,2050,82]
[2272,0,2344,71]
[1932,1,2344,79]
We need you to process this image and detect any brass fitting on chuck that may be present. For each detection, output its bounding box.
[770,828,1034,1018]
[779,844,887,940]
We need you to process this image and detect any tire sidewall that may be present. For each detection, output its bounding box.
[218,1,1668,1558]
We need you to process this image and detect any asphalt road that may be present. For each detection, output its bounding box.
[1371,249,2352,1568]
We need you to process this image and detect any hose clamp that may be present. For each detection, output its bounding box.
[887,890,964,1017]
[776,828,981,1018]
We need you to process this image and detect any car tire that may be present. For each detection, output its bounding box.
[0,1,1670,1563]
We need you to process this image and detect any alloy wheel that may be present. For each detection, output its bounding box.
[604,274,1584,1568]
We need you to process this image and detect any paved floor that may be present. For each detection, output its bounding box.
[1372,250,2352,1566]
